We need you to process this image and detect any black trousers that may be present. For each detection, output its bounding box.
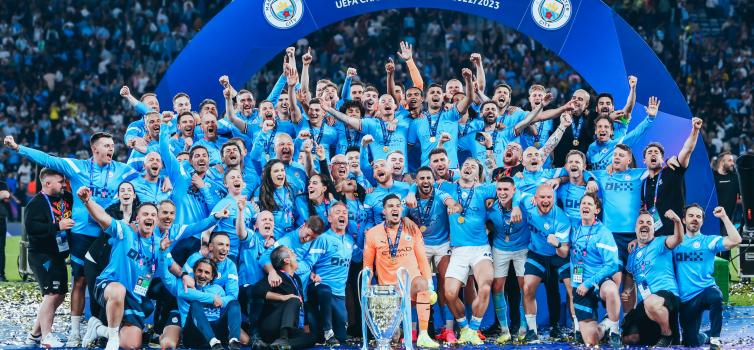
[84,259,107,320]
[0,218,6,277]
[260,299,316,350]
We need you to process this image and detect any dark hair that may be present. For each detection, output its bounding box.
[394,82,405,92]
[237,89,254,98]
[189,145,209,159]
[596,92,614,105]
[405,86,422,95]
[158,199,176,210]
[615,143,632,155]
[479,100,498,111]
[416,166,433,176]
[90,132,113,147]
[643,142,665,158]
[306,172,335,215]
[365,86,379,93]
[209,231,230,244]
[565,150,586,163]
[581,192,602,212]
[305,216,326,235]
[259,159,289,212]
[350,80,364,89]
[258,99,275,109]
[193,257,218,280]
[493,83,512,95]
[382,193,401,207]
[39,168,64,180]
[308,98,322,107]
[497,176,515,186]
[172,92,190,103]
[177,111,194,124]
[594,115,614,130]
[199,98,217,110]
[177,151,190,159]
[345,145,361,154]
[136,202,158,214]
[429,148,448,159]
[340,100,365,117]
[683,203,705,218]
[221,141,241,156]
[427,83,443,92]
[270,246,291,270]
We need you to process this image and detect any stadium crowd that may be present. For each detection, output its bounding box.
[0,1,749,350]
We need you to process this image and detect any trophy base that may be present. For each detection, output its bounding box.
[374,338,393,350]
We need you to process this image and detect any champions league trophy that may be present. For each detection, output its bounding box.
[359,267,414,350]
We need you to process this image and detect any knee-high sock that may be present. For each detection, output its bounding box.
[416,291,431,332]
[493,292,509,328]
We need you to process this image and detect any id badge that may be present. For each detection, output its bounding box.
[651,209,663,231]
[637,281,651,300]
[134,274,152,297]
[56,231,70,253]
[298,307,305,328]
[573,265,584,284]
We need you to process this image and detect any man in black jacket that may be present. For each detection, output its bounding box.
[253,246,316,350]
[25,168,74,347]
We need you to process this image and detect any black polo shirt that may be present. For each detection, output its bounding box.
[641,166,686,236]
[551,112,595,167]
[714,170,739,218]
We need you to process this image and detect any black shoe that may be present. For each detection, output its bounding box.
[549,326,567,340]
[609,332,621,348]
[575,330,583,344]
[655,335,673,347]
[523,330,540,344]
[270,338,291,350]
[251,337,268,350]
[324,336,340,347]
[229,339,241,350]
[0,275,7,282]
[211,342,225,350]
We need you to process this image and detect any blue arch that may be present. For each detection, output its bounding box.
[157,0,718,232]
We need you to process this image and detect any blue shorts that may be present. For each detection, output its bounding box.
[612,232,636,270]
[94,280,155,329]
[524,251,570,281]
[70,234,97,278]
[165,310,182,327]
[573,287,601,321]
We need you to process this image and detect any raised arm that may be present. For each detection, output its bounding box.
[540,113,573,159]
[619,76,637,119]
[119,85,142,109]
[470,53,485,95]
[455,68,475,115]
[663,209,684,249]
[323,105,362,131]
[285,64,302,124]
[5,136,76,177]
[300,48,312,96]
[386,58,398,103]
[677,117,702,168]
[513,103,546,135]
[622,96,659,146]
[531,97,576,123]
[396,41,424,91]
[78,187,113,230]
[715,207,742,250]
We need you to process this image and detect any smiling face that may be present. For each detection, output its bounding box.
[346,150,360,173]
[330,155,348,180]
[350,85,364,102]
[405,88,423,110]
[144,112,161,139]
[612,147,631,172]
[636,213,655,244]
[158,201,176,230]
[378,94,396,117]
[481,102,499,125]
[579,195,600,223]
[429,152,449,178]
[298,225,316,244]
[594,118,613,142]
[523,147,542,172]
[492,86,511,110]
[571,90,590,115]
[445,80,462,100]
[496,181,515,206]
[307,174,327,201]
[136,205,158,236]
[178,113,196,136]
[566,153,585,177]
[328,203,349,232]
[427,86,443,109]
[92,136,115,164]
[372,160,391,184]
[237,92,255,116]
[383,197,403,226]
[683,206,704,234]
[270,162,286,188]
[118,183,135,205]
[416,170,435,197]
[596,96,614,117]
[460,159,481,183]
[173,95,191,114]
[201,112,218,138]
[308,102,325,125]
[193,261,214,287]
[190,147,210,173]
[143,95,160,112]
[534,185,554,214]
[209,234,230,262]
[276,93,290,114]
[225,169,245,195]
[528,88,545,108]
[256,211,275,238]
[42,174,65,196]
[259,101,276,120]
[222,144,242,168]
[363,90,378,111]
[144,152,162,179]
[503,142,522,165]
[274,134,294,163]
[387,153,405,176]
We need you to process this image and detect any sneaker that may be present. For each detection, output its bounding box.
[710,337,722,350]
[458,327,484,345]
[105,336,120,350]
[229,338,241,350]
[66,332,81,347]
[41,334,64,348]
[270,338,291,350]
[324,336,340,347]
[517,327,528,342]
[549,326,567,341]
[495,328,512,344]
[477,329,486,341]
[211,342,225,350]
[416,332,440,348]
[655,334,673,347]
[147,332,161,348]
[438,328,457,344]
[250,336,268,350]
[609,331,621,348]
[82,317,103,348]
[412,329,418,342]
[523,330,540,344]
[26,332,42,345]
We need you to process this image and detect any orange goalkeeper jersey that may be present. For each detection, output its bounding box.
[363,220,432,285]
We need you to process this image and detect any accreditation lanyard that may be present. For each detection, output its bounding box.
[263,124,278,158]
[41,192,64,224]
[572,116,583,140]
[280,271,305,327]
[574,224,596,261]
[385,221,404,262]
[642,170,663,211]
[309,120,326,144]
[136,234,157,273]
[275,187,293,222]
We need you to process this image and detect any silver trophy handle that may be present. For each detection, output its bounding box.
[397,267,414,350]
[358,268,372,350]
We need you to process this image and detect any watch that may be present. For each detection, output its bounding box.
[556,242,562,248]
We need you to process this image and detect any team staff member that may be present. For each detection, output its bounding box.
[569,193,621,347]
[5,133,138,347]
[622,209,684,347]
[675,205,741,349]
[363,194,440,348]
[25,168,74,348]
[78,186,161,350]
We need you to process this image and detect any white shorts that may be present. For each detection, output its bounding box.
[446,245,493,285]
[493,248,528,278]
[425,242,451,269]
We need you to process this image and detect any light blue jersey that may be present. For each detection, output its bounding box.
[674,234,727,302]
[177,282,228,327]
[18,146,138,237]
[626,236,678,302]
[587,115,654,170]
[458,124,519,171]
[296,117,339,163]
[514,168,565,195]
[488,200,530,252]
[131,175,172,204]
[126,141,160,173]
[590,168,646,233]
[210,195,254,257]
[361,117,411,168]
[520,193,571,256]
[439,182,497,247]
[252,186,308,238]
[557,182,587,226]
[303,230,355,297]
[569,221,620,289]
[183,252,239,301]
[363,181,410,228]
[407,108,462,168]
[406,190,451,246]
[158,215,220,256]
[194,137,228,166]
[237,230,269,286]
[345,198,368,263]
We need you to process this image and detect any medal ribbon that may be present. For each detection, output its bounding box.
[385,221,404,260]
[456,185,475,218]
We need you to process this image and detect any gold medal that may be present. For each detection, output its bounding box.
[457,216,465,224]
[265,154,270,161]
[420,225,427,233]
[534,141,541,148]
[573,140,580,146]
[430,136,436,143]
[383,145,389,152]
[505,235,510,242]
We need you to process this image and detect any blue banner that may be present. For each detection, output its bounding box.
[157,0,719,232]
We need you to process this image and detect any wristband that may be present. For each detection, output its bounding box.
[181,272,189,277]
[556,242,562,248]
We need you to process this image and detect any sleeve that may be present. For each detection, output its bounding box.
[583,233,620,288]
[362,230,375,273]
[293,194,308,227]
[620,115,655,146]
[178,285,216,304]
[125,119,146,144]
[444,107,462,122]
[104,220,126,240]
[18,146,80,178]
[554,211,571,243]
[303,237,327,273]
[252,277,272,299]
[479,183,498,200]
[24,197,61,242]
[266,74,287,105]
[707,236,727,254]
[341,76,352,101]
[159,124,185,183]
[412,228,432,280]
[222,263,240,304]
[201,185,222,210]
[176,216,220,242]
[407,118,419,145]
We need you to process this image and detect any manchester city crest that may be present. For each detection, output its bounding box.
[532,0,572,30]
[263,0,304,29]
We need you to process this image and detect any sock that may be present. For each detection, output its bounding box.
[209,338,221,347]
[492,292,509,329]
[573,316,580,331]
[324,329,334,340]
[96,325,108,338]
[455,317,468,329]
[107,327,119,339]
[604,319,618,334]
[525,314,538,334]
[229,338,239,343]
[71,316,82,335]
[416,291,431,332]
[469,316,483,331]
[443,305,454,330]
[519,292,528,332]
